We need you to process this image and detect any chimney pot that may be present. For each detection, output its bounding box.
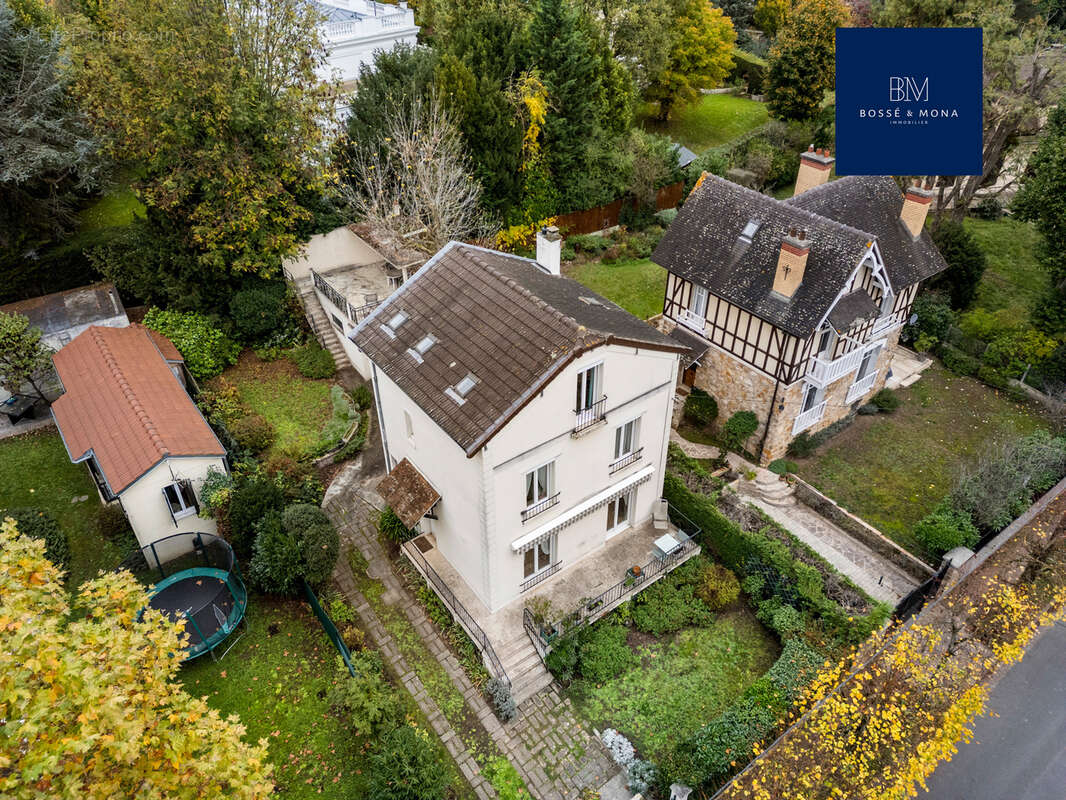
[808,144,815,152]
[535,225,562,275]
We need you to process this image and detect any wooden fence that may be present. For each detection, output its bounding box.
[555,180,685,235]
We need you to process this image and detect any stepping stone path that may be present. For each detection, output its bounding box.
[325,465,620,800]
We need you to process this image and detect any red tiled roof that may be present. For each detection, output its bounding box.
[51,325,225,494]
[146,327,183,362]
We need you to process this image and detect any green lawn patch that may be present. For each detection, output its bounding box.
[574,609,778,764]
[964,217,1046,326]
[212,352,333,459]
[565,258,667,320]
[78,188,145,231]
[794,361,1049,555]
[640,94,769,153]
[0,429,120,588]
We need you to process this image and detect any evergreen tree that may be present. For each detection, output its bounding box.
[765,0,850,121]
[927,219,988,310]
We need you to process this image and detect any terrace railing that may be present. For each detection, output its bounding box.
[311,269,385,325]
[402,539,510,687]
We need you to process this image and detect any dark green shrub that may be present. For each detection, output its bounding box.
[368,725,449,800]
[631,579,714,635]
[940,343,980,376]
[352,383,373,410]
[977,364,1009,389]
[576,622,636,683]
[97,503,133,543]
[249,504,339,593]
[561,244,577,262]
[230,283,287,342]
[378,506,416,543]
[282,503,339,586]
[694,562,740,610]
[227,477,285,558]
[972,196,1002,221]
[570,234,610,255]
[731,49,767,93]
[903,294,954,349]
[870,388,900,413]
[327,650,402,736]
[767,459,798,475]
[857,403,879,415]
[545,634,579,682]
[142,307,240,380]
[4,508,68,570]
[288,342,336,379]
[786,432,816,458]
[913,503,979,558]
[248,512,301,594]
[928,220,988,309]
[229,413,276,454]
[683,388,718,427]
[722,410,759,452]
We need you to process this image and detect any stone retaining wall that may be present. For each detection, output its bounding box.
[791,477,936,582]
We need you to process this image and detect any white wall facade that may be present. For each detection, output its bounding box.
[317,1,419,91]
[119,456,226,550]
[316,288,375,379]
[371,342,679,612]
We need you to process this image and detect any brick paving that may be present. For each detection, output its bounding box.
[324,470,620,800]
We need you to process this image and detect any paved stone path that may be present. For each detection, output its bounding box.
[324,466,619,800]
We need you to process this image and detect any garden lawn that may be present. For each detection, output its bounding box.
[212,352,333,459]
[640,94,769,152]
[574,609,778,764]
[964,217,1046,326]
[0,429,119,588]
[794,361,1049,556]
[565,258,667,320]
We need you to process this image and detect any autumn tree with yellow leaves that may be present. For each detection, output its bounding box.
[0,517,273,798]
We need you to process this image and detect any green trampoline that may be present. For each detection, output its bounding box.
[134,532,248,661]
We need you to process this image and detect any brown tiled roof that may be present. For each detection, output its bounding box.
[51,326,224,494]
[352,242,685,456]
[377,458,441,529]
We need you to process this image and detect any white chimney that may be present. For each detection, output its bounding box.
[536,225,562,275]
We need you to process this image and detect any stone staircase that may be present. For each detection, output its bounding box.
[294,277,351,370]
[739,468,796,508]
[497,632,555,707]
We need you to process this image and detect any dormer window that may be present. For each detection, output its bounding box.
[379,311,408,339]
[406,334,437,363]
[445,373,478,405]
[740,219,761,243]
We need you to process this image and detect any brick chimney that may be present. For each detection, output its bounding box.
[772,228,810,299]
[900,180,934,237]
[793,145,835,196]
[535,225,562,275]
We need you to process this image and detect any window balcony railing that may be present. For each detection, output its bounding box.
[521,493,560,523]
[520,561,562,593]
[871,315,899,337]
[792,400,827,435]
[608,447,643,475]
[807,347,864,387]
[573,395,607,435]
[678,308,706,334]
[845,370,879,404]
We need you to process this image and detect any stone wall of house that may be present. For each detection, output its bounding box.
[690,341,780,446]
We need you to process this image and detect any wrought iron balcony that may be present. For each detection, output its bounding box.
[521,493,560,523]
[573,395,607,435]
[608,447,643,475]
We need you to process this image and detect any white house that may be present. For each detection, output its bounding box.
[316,0,419,92]
[351,230,696,702]
[50,325,228,552]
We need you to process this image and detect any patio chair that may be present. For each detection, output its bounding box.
[652,499,670,530]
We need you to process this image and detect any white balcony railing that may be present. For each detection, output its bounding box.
[845,370,879,404]
[792,401,827,435]
[678,309,706,334]
[871,315,899,337]
[807,347,864,386]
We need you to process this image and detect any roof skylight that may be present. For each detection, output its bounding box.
[406,334,437,363]
[740,220,761,242]
[379,310,408,339]
[444,373,479,405]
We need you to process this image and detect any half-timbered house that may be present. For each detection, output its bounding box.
[652,148,948,463]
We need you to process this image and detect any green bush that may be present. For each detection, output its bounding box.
[4,508,69,570]
[198,467,234,516]
[913,503,980,558]
[570,234,610,255]
[561,244,577,262]
[694,562,741,610]
[940,343,981,376]
[870,388,900,413]
[248,511,302,594]
[483,756,527,800]
[352,383,373,410]
[230,283,287,342]
[928,219,987,309]
[767,459,798,476]
[379,506,417,543]
[249,504,339,594]
[683,388,718,427]
[786,432,816,458]
[327,650,402,736]
[367,725,449,800]
[857,403,879,416]
[485,677,517,722]
[902,294,954,350]
[972,195,1002,221]
[288,342,336,379]
[545,634,580,682]
[282,503,339,586]
[96,502,134,543]
[142,307,240,380]
[631,578,714,636]
[227,477,286,558]
[722,410,759,453]
[576,622,636,683]
[318,385,358,453]
[229,413,276,454]
[768,602,805,639]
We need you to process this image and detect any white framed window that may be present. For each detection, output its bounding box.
[857,345,881,381]
[815,326,834,359]
[403,410,414,440]
[575,363,602,412]
[525,461,556,508]
[523,535,555,579]
[163,480,198,523]
[689,284,709,319]
[388,275,403,289]
[802,383,821,413]
[606,489,634,535]
[613,417,641,460]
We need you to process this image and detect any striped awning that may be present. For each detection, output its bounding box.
[511,465,655,554]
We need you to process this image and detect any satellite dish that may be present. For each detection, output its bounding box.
[908,313,918,326]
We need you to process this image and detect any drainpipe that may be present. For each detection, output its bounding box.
[757,379,781,464]
[370,362,392,472]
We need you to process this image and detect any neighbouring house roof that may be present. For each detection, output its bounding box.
[827,289,882,334]
[377,458,440,529]
[672,142,699,169]
[652,174,873,339]
[786,175,950,288]
[350,223,427,273]
[313,1,364,22]
[667,325,711,369]
[51,325,225,495]
[0,283,126,339]
[352,241,686,456]
[282,226,386,284]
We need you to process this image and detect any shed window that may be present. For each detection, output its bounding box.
[163,480,198,523]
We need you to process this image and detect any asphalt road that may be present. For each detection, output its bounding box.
[923,621,1066,800]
